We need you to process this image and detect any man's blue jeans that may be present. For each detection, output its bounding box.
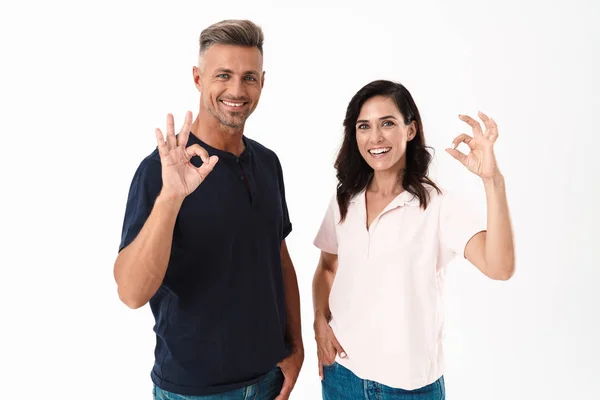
[153,366,284,400]
[322,362,445,400]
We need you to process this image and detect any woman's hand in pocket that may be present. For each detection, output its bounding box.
[314,316,347,380]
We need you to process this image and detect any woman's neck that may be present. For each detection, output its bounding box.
[369,169,404,197]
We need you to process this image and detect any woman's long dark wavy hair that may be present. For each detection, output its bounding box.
[335,80,441,221]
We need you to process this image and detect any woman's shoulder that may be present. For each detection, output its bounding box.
[421,182,468,213]
[423,182,450,199]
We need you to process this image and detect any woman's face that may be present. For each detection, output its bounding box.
[355,95,416,173]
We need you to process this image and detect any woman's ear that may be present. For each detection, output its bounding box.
[407,121,417,141]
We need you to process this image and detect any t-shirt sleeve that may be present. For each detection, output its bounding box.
[439,190,487,259]
[313,195,338,255]
[274,155,292,240]
[118,157,163,252]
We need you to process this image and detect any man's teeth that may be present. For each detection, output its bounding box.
[222,100,244,107]
[369,148,391,155]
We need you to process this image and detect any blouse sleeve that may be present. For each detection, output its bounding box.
[439,190,487,258]
[313,195,339,255]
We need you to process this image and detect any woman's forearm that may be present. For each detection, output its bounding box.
[482,174,515,280]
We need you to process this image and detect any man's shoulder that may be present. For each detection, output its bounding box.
[142,147,161,164]
[246,137,279,160]
[132,148,162,179]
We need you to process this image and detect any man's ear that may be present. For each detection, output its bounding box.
[193,66,202,92]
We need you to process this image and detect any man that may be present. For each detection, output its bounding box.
[113,19,304,400]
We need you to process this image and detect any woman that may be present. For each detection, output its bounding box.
[312,80,515,400]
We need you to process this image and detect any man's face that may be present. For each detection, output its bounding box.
[194,44,264,129]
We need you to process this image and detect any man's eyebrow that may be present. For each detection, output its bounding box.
[214,68,260,75]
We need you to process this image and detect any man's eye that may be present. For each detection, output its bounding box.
[217,74,229,79]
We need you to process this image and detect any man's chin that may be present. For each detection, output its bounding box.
[218,114,248,129]
[218,119,244,129]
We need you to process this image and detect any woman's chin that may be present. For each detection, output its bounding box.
[367,160,402,174]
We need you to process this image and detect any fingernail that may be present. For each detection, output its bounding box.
[341,352,347,358]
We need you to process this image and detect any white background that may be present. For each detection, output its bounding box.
[1,0,599,398]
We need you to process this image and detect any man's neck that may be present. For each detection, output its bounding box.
[191,115,245,156]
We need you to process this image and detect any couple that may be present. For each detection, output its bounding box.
[113,19,515,400]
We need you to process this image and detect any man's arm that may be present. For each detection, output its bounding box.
[280,240,303,354]
[275,240,304,400]
[113,192,183,309]
[114,111,217,309]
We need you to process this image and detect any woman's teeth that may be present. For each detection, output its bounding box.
[368,147,391,155]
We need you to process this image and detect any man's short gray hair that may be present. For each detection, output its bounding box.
[199,19,264,58]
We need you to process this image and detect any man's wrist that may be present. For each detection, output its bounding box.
[289,341,304,357]
[156,189,185,208]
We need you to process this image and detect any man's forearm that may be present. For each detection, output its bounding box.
[282,259,303,352]
[114,191,184,308]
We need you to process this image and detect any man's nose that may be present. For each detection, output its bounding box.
[227,79,247,99]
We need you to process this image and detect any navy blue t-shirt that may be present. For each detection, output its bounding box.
[118,133,292,395]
